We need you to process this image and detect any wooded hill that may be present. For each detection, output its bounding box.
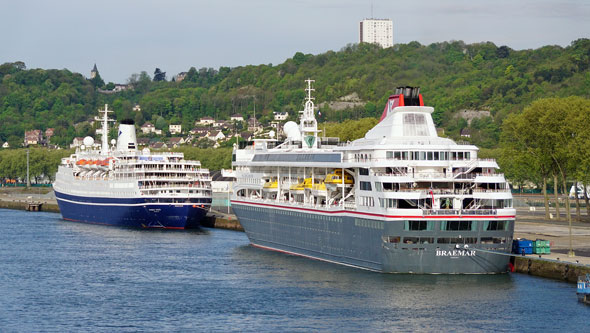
[1,38,589,148]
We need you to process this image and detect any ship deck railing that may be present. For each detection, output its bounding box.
[115,175,211,181]
[139,184,210,190]
[141,192,211,198]
[422,209,498,216]
[241,197,359,211]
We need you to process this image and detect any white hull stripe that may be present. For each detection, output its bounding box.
[56,196,211,207]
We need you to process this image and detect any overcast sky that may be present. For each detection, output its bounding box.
[2,0,589,83]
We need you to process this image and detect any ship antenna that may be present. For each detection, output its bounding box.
[300,79,319,149]
[304,78,315,118]
[100,104,113,156]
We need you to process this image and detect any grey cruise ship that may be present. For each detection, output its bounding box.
[231,80,515,274]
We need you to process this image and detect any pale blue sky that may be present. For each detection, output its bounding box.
[2,0,589,83]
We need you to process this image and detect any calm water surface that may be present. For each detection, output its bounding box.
[0,209,587,332]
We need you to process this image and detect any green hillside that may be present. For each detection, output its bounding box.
[1,39,589,148]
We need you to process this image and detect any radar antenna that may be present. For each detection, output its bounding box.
[98,104,114,156]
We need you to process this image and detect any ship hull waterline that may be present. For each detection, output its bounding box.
[232,201,513,274]
[55,191,210,229]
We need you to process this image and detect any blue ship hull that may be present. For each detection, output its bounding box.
[55,191,210,229]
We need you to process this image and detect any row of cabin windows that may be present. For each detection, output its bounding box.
[386,151,471,161]
[378,197,513,209]
[360,196,374,207]
[404,220,510,231]
[384,236,508,245]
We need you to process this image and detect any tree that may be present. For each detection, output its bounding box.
[90,72,105,88]
[155,116,167,130]
[153,68,166,82]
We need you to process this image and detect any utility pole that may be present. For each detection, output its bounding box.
[26,149,30,188]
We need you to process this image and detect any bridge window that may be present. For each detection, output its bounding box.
[441,220,477,231]
[483,220,509,231]
[404,220,434,231]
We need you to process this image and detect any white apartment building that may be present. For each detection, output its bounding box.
[169,124,182,135]
[359,18,393,48]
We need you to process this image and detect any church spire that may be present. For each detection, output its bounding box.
[90,63,98,79]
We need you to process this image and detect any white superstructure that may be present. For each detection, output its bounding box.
[230,81,515,273]
[53,105,212,229]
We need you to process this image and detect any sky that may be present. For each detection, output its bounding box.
[2,0,589,83]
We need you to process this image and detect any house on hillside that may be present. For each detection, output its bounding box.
[168,137,185,148]
[460,128,471,138]
[175,72,187,82]
[230,114,244,122]
[207,130,226,142]
[273,111,288,121]
[133,104,141,112]
[70,137,84,149]
[213,120,228,128]
[2,142,9,148]
[169,124,182,135]
[198,117,215,125]
[113,84,130,92]
[141,122,155,134]
[247,118,263,133]
[137,138,150,147]
[190,127,210,137]
[24,130,43,146]
[150,142,168,149]
[45,128,54,143]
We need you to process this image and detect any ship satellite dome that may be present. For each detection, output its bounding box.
[269,130,275,139]
[283,121,301,140]
[110,139,116,145]
[83,136,94,146]
[142,148,150,155]
[80,144,85,150]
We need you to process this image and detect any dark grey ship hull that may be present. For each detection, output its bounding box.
[232,201,514,274]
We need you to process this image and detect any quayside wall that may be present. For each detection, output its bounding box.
[513,256,590,283]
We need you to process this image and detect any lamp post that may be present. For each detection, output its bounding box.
[26,149,30,189]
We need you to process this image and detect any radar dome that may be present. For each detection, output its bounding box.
[283,121,301,141]
[268,130,275,139]
[110,139,116,145]
[83,136,94,146]
[142,148,151,155]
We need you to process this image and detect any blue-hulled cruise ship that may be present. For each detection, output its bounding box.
[53,105,212,229]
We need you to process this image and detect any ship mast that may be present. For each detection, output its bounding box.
[300,78,320,149]
[99,104,113,156]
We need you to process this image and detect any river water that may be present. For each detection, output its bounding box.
[0,209,587,332]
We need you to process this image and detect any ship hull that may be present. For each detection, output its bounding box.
[232,201,513,274]
[55,191,210,229]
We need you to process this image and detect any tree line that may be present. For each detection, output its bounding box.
[500,96,590,222]
[1,39,590,149]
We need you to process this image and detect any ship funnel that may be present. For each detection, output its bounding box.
[116,119,138,152]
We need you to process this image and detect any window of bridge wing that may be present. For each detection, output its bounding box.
[441,220,477,231]
[404,220,434,231]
